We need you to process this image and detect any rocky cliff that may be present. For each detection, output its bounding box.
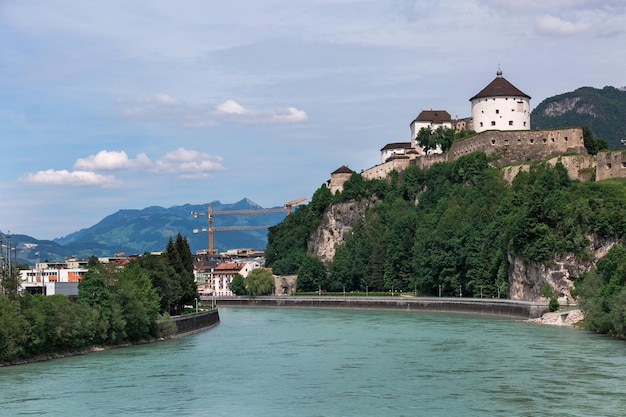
[508,234,618,303]
[308,199,373,263]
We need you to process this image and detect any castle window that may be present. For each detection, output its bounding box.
[504,139,509,145]
[509,121,513,126]
[551,138,555,143]
[480,122,483,127]
[496,109,499,114]
[523,122,527,127]
[530,138,534,144]
[607,163,612,169]
[543,138,547,143]
[517,139,521,144]
[565,137,568,141]
[491,140,496,145]
[491,121,496,126]
[622,162,626,168]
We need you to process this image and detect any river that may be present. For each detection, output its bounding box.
[1,307,625,416]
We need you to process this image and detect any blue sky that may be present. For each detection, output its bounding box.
[1,0,625,240]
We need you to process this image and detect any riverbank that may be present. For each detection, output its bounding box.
[205,296,549,320]
[1,309,220,367]
[527,309,585,327]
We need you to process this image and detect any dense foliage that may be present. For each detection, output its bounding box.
[531,86,626,149]
[576,244,626,338]
[266,152,626,301]
[0,234,197,363]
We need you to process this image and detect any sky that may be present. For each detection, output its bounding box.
[1,0,625,240]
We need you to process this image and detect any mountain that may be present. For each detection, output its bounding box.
[531,85,626,149]
[7,199,287,264]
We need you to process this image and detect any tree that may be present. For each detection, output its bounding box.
[112,262,160,341]
[229,274,246,295]
[577,245,626,337]
[245,268,274,296]
[582,126,609,155]
[77,269,114,344]
[296,256,327,292]
[165,233,198,314]
[137,253,182,314]
[1,263,22,300]
[415,126,456,154]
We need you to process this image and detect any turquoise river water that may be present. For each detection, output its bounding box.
[1,307,625,416]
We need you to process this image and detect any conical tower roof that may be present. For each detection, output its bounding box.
[470,69,530,101]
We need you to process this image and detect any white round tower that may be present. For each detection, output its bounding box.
[470,69,531,133]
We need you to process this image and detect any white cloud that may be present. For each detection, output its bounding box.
[74,150,152,171]
[20,170,122,188]
[154,148,225,179]
[121,96,308,126]
[125,93,181,105]
[271,107,308,123]
[535,15,591,35]
[216,99,248,115]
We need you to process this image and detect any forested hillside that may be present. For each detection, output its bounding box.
[531,86,626,149]
[266,152,626,336]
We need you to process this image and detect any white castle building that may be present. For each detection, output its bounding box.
[470,68,531,133]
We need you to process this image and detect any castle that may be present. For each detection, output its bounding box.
[330,69,626,194]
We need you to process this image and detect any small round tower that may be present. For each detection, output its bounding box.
[470,69,531,133]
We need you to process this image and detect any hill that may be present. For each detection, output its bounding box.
[7,199,286,264]
[531,86,626,148]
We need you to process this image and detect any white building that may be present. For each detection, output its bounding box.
[470,69,531,133]
[210,261,262,296]
[410,110,452,155]
[20,266,86,296]
[380,142,414,163]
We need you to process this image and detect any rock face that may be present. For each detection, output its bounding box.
[309,199,373,264]
[508,235,618,303]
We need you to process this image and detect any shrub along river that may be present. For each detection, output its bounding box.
[1,307,625,416]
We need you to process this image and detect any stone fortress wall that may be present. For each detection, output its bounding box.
[596,150,626,181]
[360,127,626,183]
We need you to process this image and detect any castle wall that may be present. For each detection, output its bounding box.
[362,157,411,180]
[596,151,626,181]
[448,128,586,166]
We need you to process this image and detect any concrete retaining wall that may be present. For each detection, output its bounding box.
[170,309,220,336]
[203,296,548,319]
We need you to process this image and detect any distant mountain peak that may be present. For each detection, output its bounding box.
[531,85,626,148]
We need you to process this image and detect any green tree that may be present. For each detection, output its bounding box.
[229,273,246,295]
[245,268,274,296]
[165,233,198,314]
[296,256,327,292]
[582,126,609,155]
[577,245,626,337]
[0,296,29,362]
[112,262,160,341]
[137,253,182,314]
[1,262,22,300]
[77,269,114,344]
[415,126,456,154]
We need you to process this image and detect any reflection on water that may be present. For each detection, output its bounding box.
[1,307,625,416]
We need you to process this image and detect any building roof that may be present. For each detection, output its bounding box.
[380,142,412,151]
[214,262,243,274]
[331,165,354,175]
[412,110,451,124]
[470,69,530,101]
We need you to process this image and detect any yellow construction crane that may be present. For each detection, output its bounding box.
[191,198,307,254]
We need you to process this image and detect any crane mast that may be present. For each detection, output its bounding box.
[191,198,306,254]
